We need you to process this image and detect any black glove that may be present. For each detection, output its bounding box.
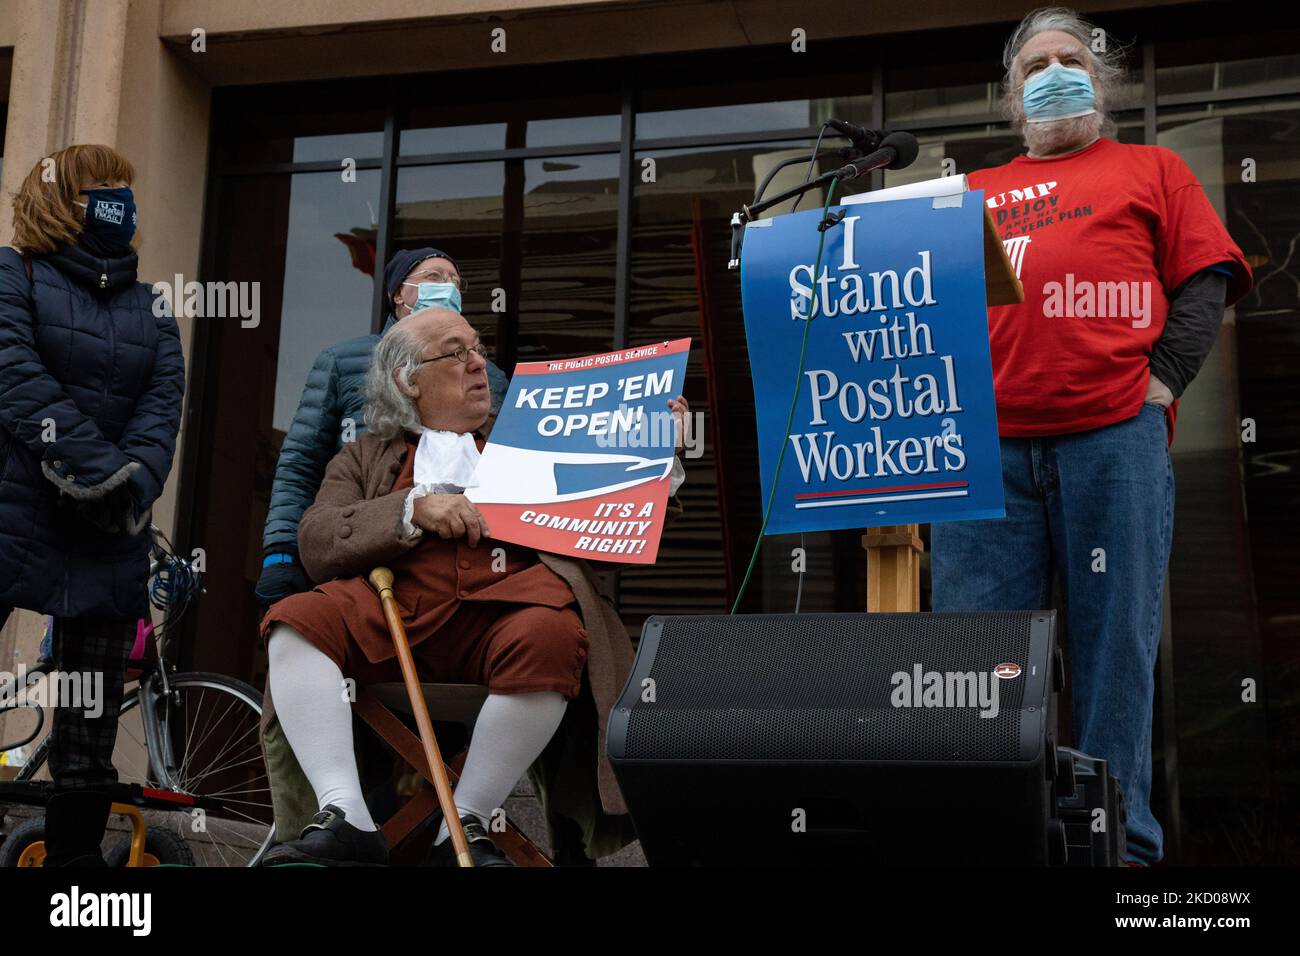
[72,482,147,535]
[255,554,312,605]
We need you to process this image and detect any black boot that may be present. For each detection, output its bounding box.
[42,790,112,867]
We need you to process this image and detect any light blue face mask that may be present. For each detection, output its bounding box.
[1022,62,1097,123]
[403,281,463,315]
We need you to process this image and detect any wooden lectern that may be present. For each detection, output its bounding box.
[863,206,1023,612]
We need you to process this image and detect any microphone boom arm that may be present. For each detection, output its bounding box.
[728,144,903,270]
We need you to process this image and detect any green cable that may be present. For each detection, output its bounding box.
[730,177,841,614]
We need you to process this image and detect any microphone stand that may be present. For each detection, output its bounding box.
[728,142,900,270]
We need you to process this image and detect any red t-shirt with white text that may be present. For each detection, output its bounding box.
[968,137,1251,439]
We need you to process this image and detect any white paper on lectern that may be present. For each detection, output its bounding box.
[839,174,969,206]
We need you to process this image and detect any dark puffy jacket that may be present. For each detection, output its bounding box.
[261,314,508,554]
[0,245,185,619]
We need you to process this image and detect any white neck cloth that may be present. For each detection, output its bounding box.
[413,427,480,492]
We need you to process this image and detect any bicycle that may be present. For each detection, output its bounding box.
[0,526,274,866]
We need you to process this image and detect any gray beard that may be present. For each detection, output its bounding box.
[1021,113,1104,157]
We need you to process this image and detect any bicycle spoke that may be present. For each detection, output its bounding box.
[113,717,152,784]
[183,749,267,792]
[179,719,263,790]
[196,780,274,801]
[175,689,234,781]
[70,675,278,866]
[177,692,240,783]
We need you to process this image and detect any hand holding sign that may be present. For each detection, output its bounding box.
[412,493,491,547]
[667,394,690,453]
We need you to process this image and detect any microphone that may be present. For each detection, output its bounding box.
[830,131,920,182]
[823,119,885,152]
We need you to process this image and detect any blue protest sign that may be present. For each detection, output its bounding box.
[466,339,691,563]
[739,191,1004,533]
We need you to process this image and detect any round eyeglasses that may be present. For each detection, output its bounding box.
[417,343,488,367]
[406,268,468,293]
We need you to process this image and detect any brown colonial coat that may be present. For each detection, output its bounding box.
[258,424,681,854]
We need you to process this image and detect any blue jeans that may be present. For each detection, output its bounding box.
[931,403,1174,865]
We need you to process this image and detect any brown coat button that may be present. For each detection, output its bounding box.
[458,559,471,570]
[342,507,356,518]
[339,525,352,538]
[459,589,469,598]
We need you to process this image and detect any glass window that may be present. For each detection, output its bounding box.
[885,55,1003,124]
[1156,99,1300,863]
[527,115,621,148]
[393,154,620,369]
[401,123,510,156]
[393,162,508,355]
[637,99,868,141]
[886,83,1001,124]
[402,89,621,156]
[1159,52,1300,98]
[627,142,872,630]
[274,171,382,432]
[1113,109,1145,144]
[514,154,620,360]
[638,69,872,142]
[883,126,1021,189]
[292,133,385,165]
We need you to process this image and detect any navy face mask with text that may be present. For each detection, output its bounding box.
[78,187,137,256]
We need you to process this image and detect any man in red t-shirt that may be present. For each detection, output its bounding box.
[930,9,1251,867]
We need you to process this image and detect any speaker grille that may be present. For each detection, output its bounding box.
[623,611,1039,762]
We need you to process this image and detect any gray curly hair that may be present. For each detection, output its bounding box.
[1000,6,1133,139]
[363,324,425,441]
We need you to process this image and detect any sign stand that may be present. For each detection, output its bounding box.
[860,205,1023,612]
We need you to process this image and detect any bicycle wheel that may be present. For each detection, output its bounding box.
[18,672,274,867]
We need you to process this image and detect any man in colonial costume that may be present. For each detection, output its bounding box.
[259,307,687,865]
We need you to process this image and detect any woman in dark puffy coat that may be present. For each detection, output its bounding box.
[0,144,185,865]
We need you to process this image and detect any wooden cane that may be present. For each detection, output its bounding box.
[368,567,473,867]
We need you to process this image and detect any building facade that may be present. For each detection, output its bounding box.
[0,0,1296,863]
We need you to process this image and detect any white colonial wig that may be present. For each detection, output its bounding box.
[363,324,425,441]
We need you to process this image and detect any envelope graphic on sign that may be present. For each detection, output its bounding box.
[465,444,674,506]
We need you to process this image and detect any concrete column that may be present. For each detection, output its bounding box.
[0,0,211,760]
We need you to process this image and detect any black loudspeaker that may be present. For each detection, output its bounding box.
[1056,746,1128,866]
[607,610,1068,866]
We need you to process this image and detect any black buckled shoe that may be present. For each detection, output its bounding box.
[261,805,388,867]
[425,815,515,867]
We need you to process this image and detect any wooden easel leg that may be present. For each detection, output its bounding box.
[353,689,553,866]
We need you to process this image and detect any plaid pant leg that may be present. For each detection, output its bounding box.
[47,615,135,791]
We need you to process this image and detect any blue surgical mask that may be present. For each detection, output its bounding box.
[403,281,463,315]
[1022,63,1096,123]
[77,187,137,254]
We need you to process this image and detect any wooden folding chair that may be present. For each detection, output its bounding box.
[351,682,553,866]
